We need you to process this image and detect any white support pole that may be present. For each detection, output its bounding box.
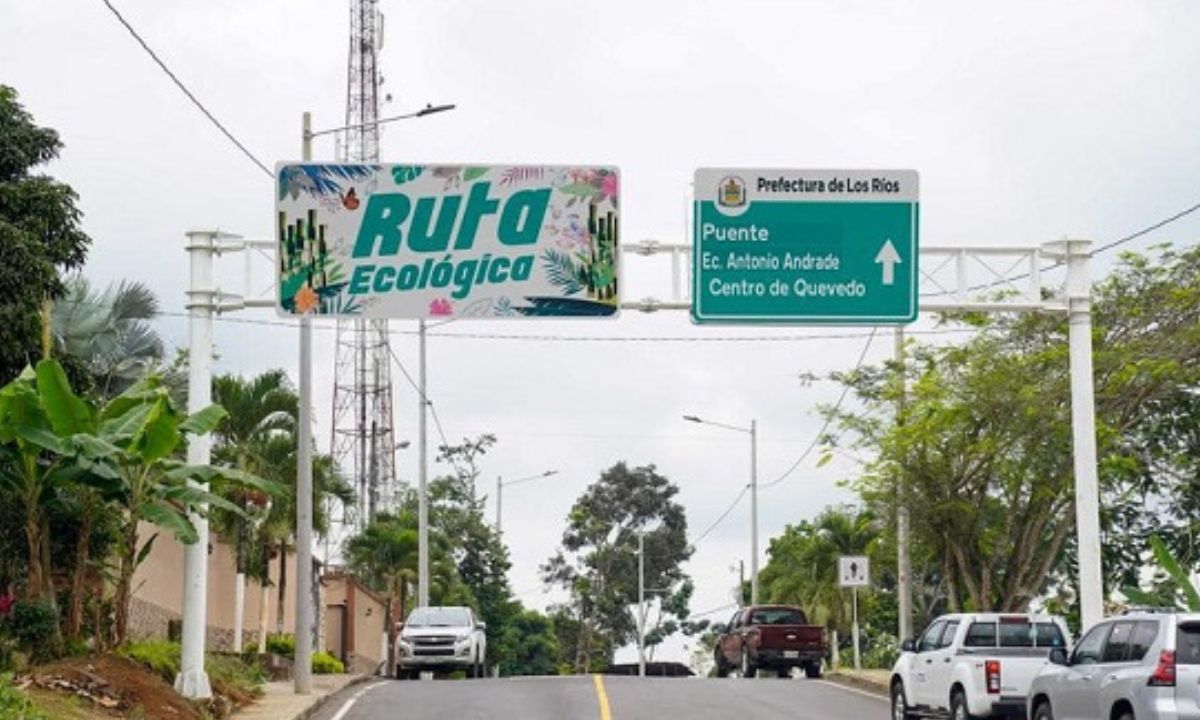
[294,111,315,695]
[895,326,912,643]
[1064,239,1104,630]
[232,575,244,652]
[418,319,430,609]
[750,420,759,606]
[638,531,646,678]
[852,587,861,671]
[177,231,215,699]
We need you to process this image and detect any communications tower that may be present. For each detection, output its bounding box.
[330,0,397,530]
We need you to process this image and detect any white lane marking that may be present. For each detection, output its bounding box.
[816,679,889,703]
[329,681,387,720]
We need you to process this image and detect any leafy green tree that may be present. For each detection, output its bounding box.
[827,245,1200,616]
[494,608,559,676]
[541,462,692,673]
[51,277,163,399]
[0,85,91,383]
[345,511,418,675]
[759,506,879,637]
[210,370,297,648]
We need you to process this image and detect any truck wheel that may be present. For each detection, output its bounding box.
[1033,702,1054,720]
[715,657,729,678]
[891,681,914,720]
[740,649,757,679]
[804,662,822,679]
[950,690,974,720]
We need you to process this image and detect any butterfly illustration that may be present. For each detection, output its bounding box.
[342,188,360,211]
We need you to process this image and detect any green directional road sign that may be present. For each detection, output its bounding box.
[692,168,919,324]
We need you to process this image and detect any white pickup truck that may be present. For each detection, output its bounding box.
[890,613,1071,720]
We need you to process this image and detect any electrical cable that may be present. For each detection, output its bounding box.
[689,485,749,547]
[98,0,274,178]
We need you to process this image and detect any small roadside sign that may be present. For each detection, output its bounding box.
[838,556,870,588]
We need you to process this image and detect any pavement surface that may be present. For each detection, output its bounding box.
[234,674,367,720]
[306,675,889,720]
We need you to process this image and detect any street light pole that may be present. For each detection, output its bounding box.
[495,470,558,535]
[683,414,759,605]
[749,419,759,606]
[638,530,646,678]
[293,111,315,695]
[418,319,429,609]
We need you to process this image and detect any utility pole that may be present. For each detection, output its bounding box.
[895,326,912,642]
[177,232,215,699]
[1064,239,1103,630]
[417,319,429,608]
[638,530,646,678]
[292,111,315,696]
[750,419,759,605]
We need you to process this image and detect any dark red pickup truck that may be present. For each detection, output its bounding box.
[714,605,827,679]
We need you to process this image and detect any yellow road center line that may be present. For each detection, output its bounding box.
[592,674,613,720]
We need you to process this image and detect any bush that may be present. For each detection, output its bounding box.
[0,673,49,720]
[121,640,181,682]
[207,654,265,706]
[311,651,344,675]
[861,632,900,670]
[10,601,59,663]
[265,633,295,658]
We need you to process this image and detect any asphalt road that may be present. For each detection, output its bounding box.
[309,675,888,720]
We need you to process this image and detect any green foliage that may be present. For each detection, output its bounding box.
[265,633,295,658]
[311,652,343,674]
[541,462,693,672]
[121,639,180,681]
[495,609,559,677]
[0,673,48,720]
[0,85,92,385]
[9,601,58,663]
[1122,535,1200,611]
[861,632,900,670]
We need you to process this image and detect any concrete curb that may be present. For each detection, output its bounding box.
[826,671,889,697]
[290,674,376,720]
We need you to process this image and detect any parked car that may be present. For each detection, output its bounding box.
[1028,611,1200,720]
[890,613,1070,720]
[394,606,487,679]
[713,605,827,679]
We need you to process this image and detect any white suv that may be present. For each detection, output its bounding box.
[891,613,1070,720]
[395,606,488,679]
[1028,612,1200,720]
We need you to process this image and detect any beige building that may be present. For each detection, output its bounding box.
[323,572,389,675]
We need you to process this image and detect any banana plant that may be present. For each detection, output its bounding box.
[0,360,119,606]
[92,372,281,644]
[1123,535,1200,612]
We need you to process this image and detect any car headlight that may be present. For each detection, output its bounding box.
[456,634,471,643]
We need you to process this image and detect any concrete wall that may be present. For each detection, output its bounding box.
[324,573,388,675]
[130,521,299,651]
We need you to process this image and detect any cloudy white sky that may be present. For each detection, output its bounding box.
[6,0,1200,664]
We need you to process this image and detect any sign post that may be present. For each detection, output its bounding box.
[839,555,870,671]
[692,168,918,324]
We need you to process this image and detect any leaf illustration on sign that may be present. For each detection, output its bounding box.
[390,165,424,186]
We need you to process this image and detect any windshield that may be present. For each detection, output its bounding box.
[749,608,807,625]
[406,607,471,627]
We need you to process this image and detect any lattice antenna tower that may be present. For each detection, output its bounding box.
[330,0,397,534]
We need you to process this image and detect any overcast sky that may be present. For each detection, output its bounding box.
[6,0,1200,665]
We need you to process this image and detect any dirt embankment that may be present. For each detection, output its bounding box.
[21,654,202,720]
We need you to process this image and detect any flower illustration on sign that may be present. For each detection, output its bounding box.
[429,299,453,316]
[294,285,319,314]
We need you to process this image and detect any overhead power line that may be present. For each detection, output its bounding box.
[98,0,273,178]
[690,485,749,547]
[760,327,878,490]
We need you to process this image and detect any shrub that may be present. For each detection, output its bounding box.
[10,601,59,663]
[265,633,295,658]
[207,654,265,706]
[0,673,49,720]
[311,651,344,675]
[121,640,181,682]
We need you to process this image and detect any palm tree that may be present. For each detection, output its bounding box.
[345,511,419,676]
[210,370,297,652]
[52,277,163,400]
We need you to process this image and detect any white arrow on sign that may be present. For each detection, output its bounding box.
[875,239,902,286]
